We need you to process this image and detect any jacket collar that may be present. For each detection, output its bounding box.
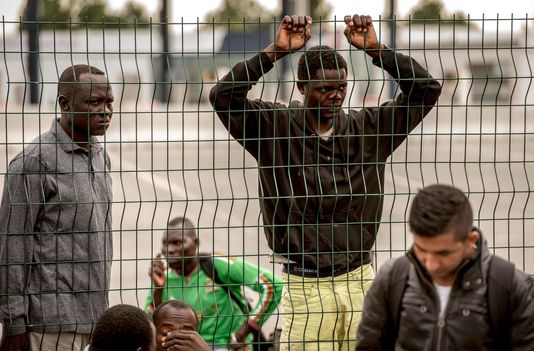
[407,228,489,291]
[458,228,491,291]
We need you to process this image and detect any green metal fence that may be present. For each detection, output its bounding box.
[0,16,533,349]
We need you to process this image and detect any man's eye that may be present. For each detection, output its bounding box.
[158,328,170,335]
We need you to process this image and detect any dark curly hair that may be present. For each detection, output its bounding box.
[409,184,473,240]
[297,45,347,82]
[89,304,154,351]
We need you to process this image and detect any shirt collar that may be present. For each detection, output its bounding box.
[50,118,103,153]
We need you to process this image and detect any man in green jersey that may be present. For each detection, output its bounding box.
[145,217,283,350]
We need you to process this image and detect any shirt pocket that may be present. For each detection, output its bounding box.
[447,298,491,349]
[453,295,488,327]
[398,291,436,348]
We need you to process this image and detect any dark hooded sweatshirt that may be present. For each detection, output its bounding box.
[209,49,441,277]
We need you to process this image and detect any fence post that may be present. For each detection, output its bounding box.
[26,0,39,104]
[158,0,170,103]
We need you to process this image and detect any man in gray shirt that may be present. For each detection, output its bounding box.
[0,64,114,351]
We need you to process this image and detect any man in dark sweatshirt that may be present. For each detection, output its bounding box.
[209,14,441,351]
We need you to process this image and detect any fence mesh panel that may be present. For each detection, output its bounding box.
[0,15,533,349]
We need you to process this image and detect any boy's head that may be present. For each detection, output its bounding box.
[90,304,156,351]
[409,184,478,286]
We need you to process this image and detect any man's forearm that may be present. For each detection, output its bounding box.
[262,42,291,63]
[151,288,164,309]
[363,42,385,60]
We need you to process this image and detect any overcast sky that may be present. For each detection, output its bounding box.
[1,0,532,34]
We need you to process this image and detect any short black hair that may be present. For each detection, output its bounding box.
[90,304,154,351]
[297,45,347,81]
[165,216,196,239]
[167,216,195,229]
[153,300,198,328]
[57,64,106,98]
[409,184,473,240]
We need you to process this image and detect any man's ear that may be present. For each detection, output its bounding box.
[58,95,70,111]
[297,82,306,95]
[466,229,479,249]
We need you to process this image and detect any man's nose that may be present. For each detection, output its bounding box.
[425,255,440,272]
[104,104,112,116]
[166,245,179,255]
[330,90,342,100]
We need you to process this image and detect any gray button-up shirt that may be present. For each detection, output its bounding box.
[0,118,113,334]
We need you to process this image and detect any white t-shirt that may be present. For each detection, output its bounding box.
[319,126,334,140]
[434,283,452,314]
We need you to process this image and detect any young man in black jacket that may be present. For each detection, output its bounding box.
[356,184,534,350]
[210,14,441,350]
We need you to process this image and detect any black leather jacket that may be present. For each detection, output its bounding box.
[356,232,534,350]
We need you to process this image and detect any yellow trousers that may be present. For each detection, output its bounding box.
[279,264,374,351]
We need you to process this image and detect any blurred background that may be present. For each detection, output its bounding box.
[1,0,533,336]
